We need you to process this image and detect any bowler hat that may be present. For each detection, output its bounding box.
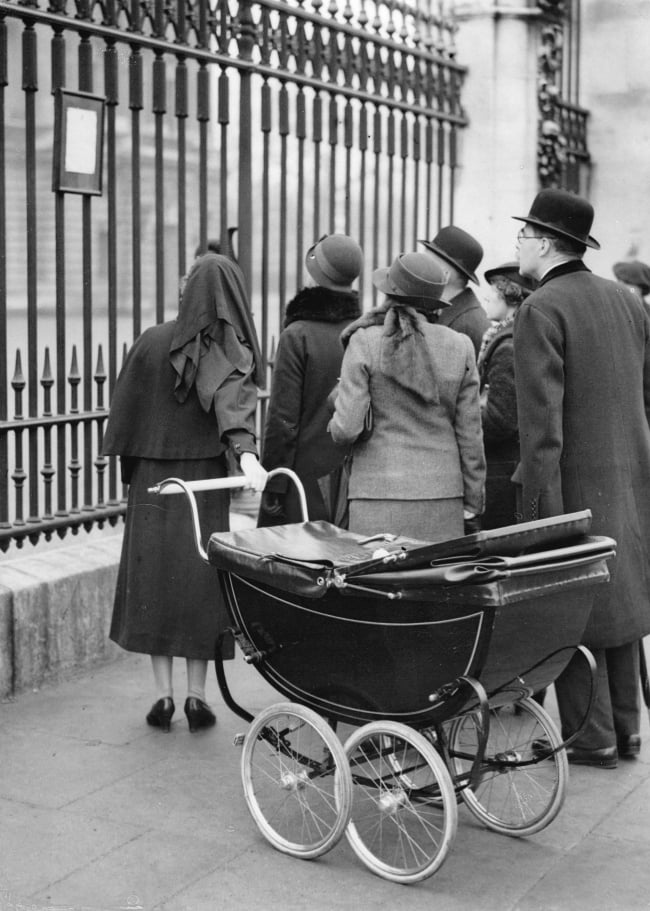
[513,188,600,250]
[484,261,537,292]
[418,225,483,284]
[372,252,449,306]
[613,260,650,297]
[305,234,363,290]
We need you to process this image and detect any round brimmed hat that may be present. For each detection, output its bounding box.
[418,225,483,284]
[613,260,650,296]
[305,234,364,290]
[513,188,600,250]
[484,261,537,292]
[372,252,449,306]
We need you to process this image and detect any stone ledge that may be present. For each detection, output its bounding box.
[0,536,124,699]
[0,511,256,700]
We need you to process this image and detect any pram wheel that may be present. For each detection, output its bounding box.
[446,696,568,836]
[343,721,458,883]
[241,702,352,859]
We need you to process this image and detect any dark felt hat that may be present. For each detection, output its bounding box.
[484,261,537,292]
[613,260,650,296]
[418,225,484,285]
[513,189,600,250]
[305,234,363,289]
[372,252,449,306]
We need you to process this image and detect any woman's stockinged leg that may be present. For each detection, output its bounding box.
[185,658,216,731]
[146,655,175,731]
[151,654,174,699]
[186,658,208,701]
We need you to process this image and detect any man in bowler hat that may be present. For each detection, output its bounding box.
[513,188,650,768]
[419,225,490,357]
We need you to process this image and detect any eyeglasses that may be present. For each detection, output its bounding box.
[517,229,554,242]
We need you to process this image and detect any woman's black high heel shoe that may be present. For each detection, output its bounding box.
[184,697,216,732]
[146,697,175,732]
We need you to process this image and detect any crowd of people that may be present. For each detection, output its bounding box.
[104,187,650,771]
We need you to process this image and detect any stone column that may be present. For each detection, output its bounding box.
[450,1,543,281]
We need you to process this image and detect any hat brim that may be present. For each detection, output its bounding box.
[484,265,536,291]
[512,215,600,250]
[372,267,448,307]
[417,240,479,284]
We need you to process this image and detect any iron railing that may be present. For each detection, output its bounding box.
[0,0,467,550]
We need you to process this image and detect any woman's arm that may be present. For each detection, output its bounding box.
[454,338,487,516]
[327,331,371,445]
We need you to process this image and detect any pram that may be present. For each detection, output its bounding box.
[151,469,615,884]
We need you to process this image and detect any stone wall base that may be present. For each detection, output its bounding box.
[0,535,124,699]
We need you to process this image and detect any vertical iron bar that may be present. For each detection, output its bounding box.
[425,118,433,241]
[312,92,322,239]
[11,352,26,530]
[260,79,271,357]
[78,35,94,511]
[153,51,166,324]
[197,64,210,254]
[279,84,289,323]
[412,116,421,249]
[51,28,68,519]
[237,0,255,291]
[41,349,54,524]
[386,109,394,263]
[217,70,228,256]
[104,40,119,502]
[0,15,8,531]
[358,103,367,302]
[328,94,337,231]
[399,112,408,252]
[343,99,352,234]
[437,121,445,230]
[129,46,143,340]
[22,23,39,525]
[372,105,381,306]
[296,88,306,282]
[448,124,457,224]
[176,55,188,282]
[68,347,80,516]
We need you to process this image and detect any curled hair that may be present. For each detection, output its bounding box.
[490,276,531,308]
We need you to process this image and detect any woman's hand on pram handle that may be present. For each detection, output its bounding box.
[240,452,268,492]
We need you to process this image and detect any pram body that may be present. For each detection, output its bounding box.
[152,471,614,884]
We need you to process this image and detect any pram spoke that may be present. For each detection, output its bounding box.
[343,721,457,883]
[445,697,568,836]
[241,702,352,859]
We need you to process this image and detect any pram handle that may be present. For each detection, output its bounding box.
[148,467,309,563]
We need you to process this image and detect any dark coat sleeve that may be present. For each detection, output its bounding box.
[513,301,565,520]
[481,337,518,445]
[261,328,305,494]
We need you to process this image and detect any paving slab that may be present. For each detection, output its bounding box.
[0,644,649,911]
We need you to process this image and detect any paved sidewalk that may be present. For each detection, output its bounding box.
[1,641,649,911]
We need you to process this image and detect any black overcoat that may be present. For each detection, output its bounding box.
[513,261,650,647]
[437,287,490,357]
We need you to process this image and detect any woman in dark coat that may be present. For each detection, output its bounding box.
[477,262,535,528]
[259,234,363,525]
[103,254,267,733]
[328,252,485,542]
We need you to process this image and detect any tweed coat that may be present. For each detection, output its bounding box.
[261,287,360,522]
[513,260,650,647]
[478,320,519,529]
[436,287,491,357]
[328,319,485,513]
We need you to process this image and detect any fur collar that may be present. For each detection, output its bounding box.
[284,286,361,328]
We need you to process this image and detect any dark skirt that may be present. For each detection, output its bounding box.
[110,455,234,660]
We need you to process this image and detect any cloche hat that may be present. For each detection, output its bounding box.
[484,261,537,292]
[513,188,600,250]
[612,260,650,297]
[418,225,484,284]
[305,234,364,290]
[372,252,449,306]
